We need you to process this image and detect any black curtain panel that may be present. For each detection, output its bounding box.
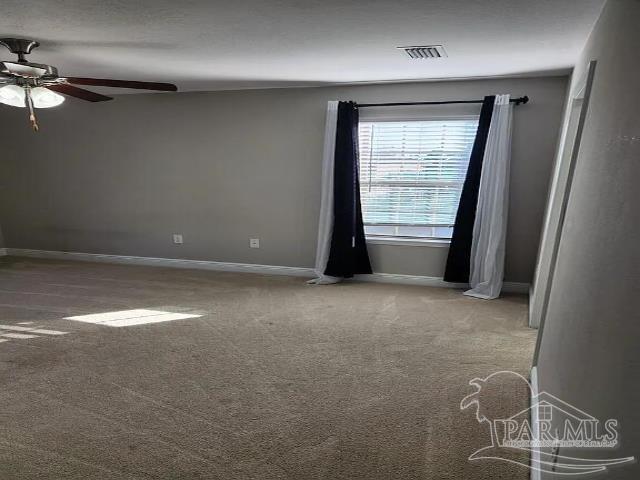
[444,96,495,283]
[324,101,373,278]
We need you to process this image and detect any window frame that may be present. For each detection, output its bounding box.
[358,114,479,245]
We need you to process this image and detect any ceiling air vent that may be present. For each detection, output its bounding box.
[398,45,447,59]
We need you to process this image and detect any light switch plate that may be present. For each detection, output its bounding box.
[249,238,260,248]
[173,234,184,245]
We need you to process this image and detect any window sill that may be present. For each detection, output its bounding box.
[365,236,451,247]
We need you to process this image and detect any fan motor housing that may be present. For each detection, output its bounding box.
[0,61,58,81]
[0,38,56,81]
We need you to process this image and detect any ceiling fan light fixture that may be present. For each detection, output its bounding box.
[1,37,178,130]
[31,86,65,108]
[0,84,25,107]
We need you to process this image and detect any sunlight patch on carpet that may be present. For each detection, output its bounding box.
[64,309,202,327]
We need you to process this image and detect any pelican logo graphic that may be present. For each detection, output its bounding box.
[460,371,635,476]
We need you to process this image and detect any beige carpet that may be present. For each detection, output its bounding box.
[0,257,536,479]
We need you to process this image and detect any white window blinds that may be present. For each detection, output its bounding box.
[358,118,478,239]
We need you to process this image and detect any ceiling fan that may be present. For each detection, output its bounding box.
[0,38,178,131]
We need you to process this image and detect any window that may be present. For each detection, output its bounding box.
[358,118,478,241]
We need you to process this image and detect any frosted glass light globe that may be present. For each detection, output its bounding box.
[31,87,65,108]
[0,84,26,108]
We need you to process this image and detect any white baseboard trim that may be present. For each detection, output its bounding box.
[6,248,316,278]
[530,366,541,480]
[5,248,529,293]
[355,272,468,289]
[528,284,540,329]
[0,248,7,257]
[356,272,529,294]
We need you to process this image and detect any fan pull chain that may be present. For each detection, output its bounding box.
[24,86,39,132]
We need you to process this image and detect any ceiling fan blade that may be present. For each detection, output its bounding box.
[65,77,177,92]
[46,84,113,102]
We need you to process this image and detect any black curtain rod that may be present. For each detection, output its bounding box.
[358,95,529,108]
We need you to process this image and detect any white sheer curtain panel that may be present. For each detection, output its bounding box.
[308,101,342,285]
[464,94,513,299]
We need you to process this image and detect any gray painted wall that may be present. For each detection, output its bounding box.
[536,1,639,477]
[0,76,567,282]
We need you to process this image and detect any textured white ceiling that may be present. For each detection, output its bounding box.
[1,0,604,92]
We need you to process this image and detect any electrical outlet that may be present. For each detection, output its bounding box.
[249,238,260,248]
[173,234,184,245]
